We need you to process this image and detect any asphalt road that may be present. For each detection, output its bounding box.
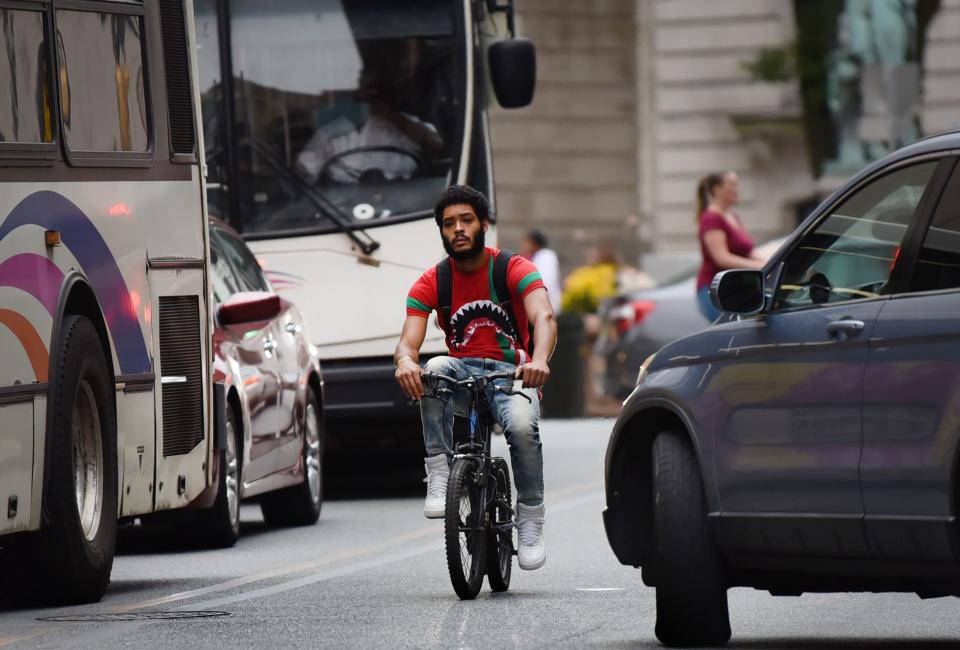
[2,418,960,649]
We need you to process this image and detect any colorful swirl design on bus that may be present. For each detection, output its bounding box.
[0,191,152,380]
[264,269,306,291]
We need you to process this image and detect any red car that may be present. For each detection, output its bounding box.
[200,219,324,546]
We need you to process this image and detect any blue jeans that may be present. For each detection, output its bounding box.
[421,356,544,506]
[696,286,722,322]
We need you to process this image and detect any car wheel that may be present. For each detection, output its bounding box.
[651,429,730,647]
[260,391,323,526]
[197,404,241,548]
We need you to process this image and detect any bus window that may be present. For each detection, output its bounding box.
[55,9,150,153]
[0,9,54,144]
[194,0,224,184]
[222,0,460,235]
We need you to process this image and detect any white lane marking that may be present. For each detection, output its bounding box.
[179,489,604,611]
[576,588,624,592]
[8,488,605,649]
[185,541,442,609]
[113,480,603,614]
[110,525,437,613]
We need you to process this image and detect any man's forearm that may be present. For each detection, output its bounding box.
[394,343,420,368]
[531,312,557,364]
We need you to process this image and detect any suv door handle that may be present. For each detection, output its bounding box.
[826,318,865,340]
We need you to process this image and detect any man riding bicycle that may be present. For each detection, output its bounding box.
[395,185,557,571]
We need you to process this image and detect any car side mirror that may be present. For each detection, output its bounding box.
[218,291,281,325]
[488,38,536,108]
[711,269,765,315]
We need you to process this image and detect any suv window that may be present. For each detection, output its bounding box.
[0,8,54,144]
[910,163,960,293]
[774,162,938,310]
[213,228,270,293]
[55,9,150,153]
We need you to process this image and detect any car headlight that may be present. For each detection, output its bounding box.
[636,353,656,386]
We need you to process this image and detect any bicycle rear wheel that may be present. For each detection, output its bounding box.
[486,457,513,592]
[445,458,486,599]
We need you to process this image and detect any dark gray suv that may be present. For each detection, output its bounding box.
[603,130,960,647]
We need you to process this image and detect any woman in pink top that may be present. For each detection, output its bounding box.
[695,171,765,321]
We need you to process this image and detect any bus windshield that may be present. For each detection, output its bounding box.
[198,0,461,237]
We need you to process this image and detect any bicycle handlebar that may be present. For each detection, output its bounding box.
[422,370,531,403]
[422,369,518,389]
[483,370,520,382]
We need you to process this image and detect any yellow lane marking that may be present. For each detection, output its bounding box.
[0,634,45,647]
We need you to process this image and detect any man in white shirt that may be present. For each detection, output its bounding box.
[522,230,562,314]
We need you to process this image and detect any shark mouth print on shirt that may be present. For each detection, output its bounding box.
[449,299,521,354]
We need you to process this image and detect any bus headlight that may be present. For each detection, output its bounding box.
[636,354,657,386]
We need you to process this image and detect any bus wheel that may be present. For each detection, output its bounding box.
[197,405,241,548]
[42,315,118,604]
[260,391,323,526]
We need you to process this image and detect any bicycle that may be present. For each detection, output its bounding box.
[422,370,531,600]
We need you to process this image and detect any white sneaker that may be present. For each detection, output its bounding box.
[516,503,546,570]
[423,454,449,519]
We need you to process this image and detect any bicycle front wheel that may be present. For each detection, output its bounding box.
[445,458,486,599]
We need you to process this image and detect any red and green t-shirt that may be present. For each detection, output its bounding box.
[406,248,546,364]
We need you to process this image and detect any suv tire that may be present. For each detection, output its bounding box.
[652,430,730,647]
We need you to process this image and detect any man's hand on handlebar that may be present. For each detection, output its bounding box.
[395,358,424,400]
[515,359,550,389]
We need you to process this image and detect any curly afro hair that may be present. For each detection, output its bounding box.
[433,184,491,227]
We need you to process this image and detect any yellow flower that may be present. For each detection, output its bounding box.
[561,263,618,314]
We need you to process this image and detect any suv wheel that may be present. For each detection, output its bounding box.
[651,430,730,647]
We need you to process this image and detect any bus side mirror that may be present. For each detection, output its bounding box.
[219,291,282,325]
[488,38,536,108]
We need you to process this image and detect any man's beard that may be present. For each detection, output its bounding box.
[442,229,486,261]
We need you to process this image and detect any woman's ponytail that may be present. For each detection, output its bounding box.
[695,172,724,223]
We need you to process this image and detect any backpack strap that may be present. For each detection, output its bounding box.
[435,256,453,340]
[492,249,535,358]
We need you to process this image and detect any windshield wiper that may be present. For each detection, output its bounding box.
[244,137,381,255]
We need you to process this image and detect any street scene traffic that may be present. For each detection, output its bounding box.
[1,0,960,647]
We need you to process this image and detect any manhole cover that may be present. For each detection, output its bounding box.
[38,611,230,622]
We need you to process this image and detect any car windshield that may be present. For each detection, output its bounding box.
[197,0,461,237]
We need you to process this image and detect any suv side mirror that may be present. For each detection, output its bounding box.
[488,38,536,108]
[218,291,281,325]
[711,269,765,315]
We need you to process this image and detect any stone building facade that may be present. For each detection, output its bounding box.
[491,0,960,278]
[490,0,640,270]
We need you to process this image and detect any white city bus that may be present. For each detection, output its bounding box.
[0,0,216,603]
[193,0,534,449]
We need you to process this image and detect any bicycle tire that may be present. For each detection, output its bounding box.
[445,458,486,599]
[486,457,512,592]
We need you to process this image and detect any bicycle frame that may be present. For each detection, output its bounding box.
[425,371,522,539]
